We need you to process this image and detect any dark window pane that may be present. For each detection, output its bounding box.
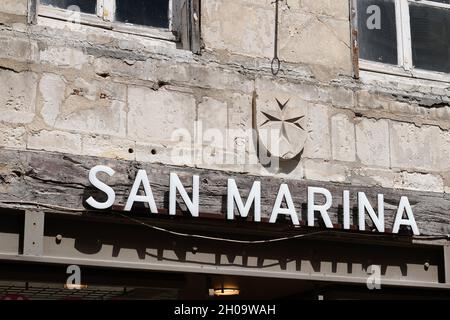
[410,4,450,73]
[357,0,398,65]
[40,0,96,14]
[116,0,169,29]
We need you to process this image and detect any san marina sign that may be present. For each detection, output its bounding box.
[86,165,421,236]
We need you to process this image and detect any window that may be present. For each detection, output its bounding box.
[41,0,97,15]
[356,0,450,80]
[35,0,201,53]
[115,0,170,29]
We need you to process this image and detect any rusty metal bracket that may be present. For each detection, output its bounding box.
[350,0,360,79]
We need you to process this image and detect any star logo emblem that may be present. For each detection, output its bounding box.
[260,99,305,144]
[256,98,308,160]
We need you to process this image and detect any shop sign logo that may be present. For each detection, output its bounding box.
[257,98,307,161]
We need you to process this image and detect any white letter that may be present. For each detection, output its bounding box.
[358,193,384,232]
[66,265,81,289]
[270,184,299,225]
[308,187,333,228]
[367,265,381,290]
[227,179,261,222]
[393,196,420,235]
[170,173,200,217]
[86,165,116,210]
[366,5,381,30]
[343,190,350,230]
[125,170,158,213]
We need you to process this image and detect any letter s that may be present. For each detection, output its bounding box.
[86,165,116,209]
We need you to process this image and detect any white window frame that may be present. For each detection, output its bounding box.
[359,0,450,83]
[37,0,177,41]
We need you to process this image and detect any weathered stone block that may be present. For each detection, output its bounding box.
[228,93,253,165]
[0,0,28,15]
[330,87,355,109]
[41,78,128,136]
[40,47,90,70]
[436,131,450,172]
[442,172,450,194]
[0,123,27,149]
[331,113,356,162]
[394,172,444,193]
[82,134,135,160]
[356,90,390,111]
[356,118,390,167]
[351,168,396,189]
[0,32,38,63]
[256,77,321,102]
[228,93,252,132]
[135,142,177,165]
[39,73,66,126]
[304,104,331,160]
[28,130,82,154]
[303,159,347,183]
[156,61,255,94]
[0,70,37,124]
[127,86,196,143]
[55,99,127,136]
[301,0,350,20]
[94,57,156,82]
[197,97,228,149]
[279,14,352,75]
[195,146,248,173]
[202,1,273,58]
[390,122,441,171]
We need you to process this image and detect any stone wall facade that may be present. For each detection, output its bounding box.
[0,0,450,196]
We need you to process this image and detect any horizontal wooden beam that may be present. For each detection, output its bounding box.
[0,149,449,237]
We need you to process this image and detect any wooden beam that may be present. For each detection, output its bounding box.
[0,149,449,236]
